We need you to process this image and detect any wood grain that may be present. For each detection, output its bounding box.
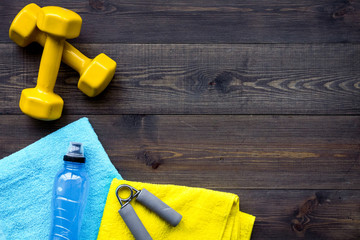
[2,0,360,43]
[1,115,359,190]
[236,190,360,239]
[1,43,359,115]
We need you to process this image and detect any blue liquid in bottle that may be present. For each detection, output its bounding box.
[49,142,89,240]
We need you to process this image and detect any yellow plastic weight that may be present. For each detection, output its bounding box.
[9,3,116,97]
[19,6,82,120]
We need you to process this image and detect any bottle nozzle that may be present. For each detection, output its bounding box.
[64,142,85,163]
[66,142,84,157]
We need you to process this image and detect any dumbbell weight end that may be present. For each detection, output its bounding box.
[19,88,63,121]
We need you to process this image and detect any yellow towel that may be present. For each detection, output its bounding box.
[97,179,255,240]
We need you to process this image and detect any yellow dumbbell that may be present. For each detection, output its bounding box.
[18,6,82,120]
[9,3,116,97]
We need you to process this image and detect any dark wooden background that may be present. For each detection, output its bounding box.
[1,1,359,239]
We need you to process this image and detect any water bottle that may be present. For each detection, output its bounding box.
[49,142,89,240]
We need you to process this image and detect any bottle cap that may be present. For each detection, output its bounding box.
[63,142,86,163]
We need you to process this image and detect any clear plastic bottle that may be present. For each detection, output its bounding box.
[49,142,89,240]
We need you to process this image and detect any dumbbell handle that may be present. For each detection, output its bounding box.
[36,35,64,92]
[34,30,91,75]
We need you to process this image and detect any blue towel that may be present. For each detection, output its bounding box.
[0,117,122,240]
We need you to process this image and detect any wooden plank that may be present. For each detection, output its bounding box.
[2,0,360,43]
[234,190,360,239]
[1,43,359,115]
[1,115,359,190]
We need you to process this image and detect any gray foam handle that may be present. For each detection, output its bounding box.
[119,204,152,240]
[136,188,182,226]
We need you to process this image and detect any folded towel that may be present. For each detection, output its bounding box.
[97,179,255,240]
[0,117,122,240]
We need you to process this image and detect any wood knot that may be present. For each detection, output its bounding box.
[212,71,237,94]
[290,191,330,236]
[89,0,106,10]
[89,0,117,13]
[292,221,304,232]
[136,150,163,169]
[332,4,355,19]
